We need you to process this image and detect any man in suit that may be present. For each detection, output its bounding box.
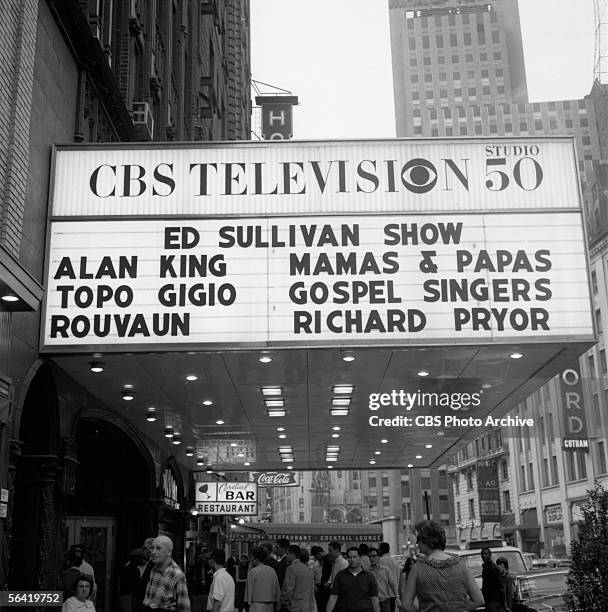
[275,538,290,588]
[280,545,316,612]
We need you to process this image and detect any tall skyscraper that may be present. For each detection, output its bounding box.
[389,0,527,136]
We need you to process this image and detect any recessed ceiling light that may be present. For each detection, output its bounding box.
[230,442,238,447]
[279,446,293,453]
[326,446,340,452]
[172,435,182,445]
[326,457,338,462]
[509,352,524,359]
[265,399,284,408]
[416,454,422,459]
[277,427,285,432]
[186,375,198,381]
[287,465,293,470]
[164,426,174,438]
[196,458,205,466]
[237,453,244,457]
[262,386,283,396]
[327,465,333,469]
[202,400,213,406]
[123,384,134,389]
[332,426,341,431]
[342,355,355,362]
[122,390,135,401]
[216,419,225,425]
[145,408,157,422]
[206,467,213,474]
[417,370,430,377]
[374,450,381,455]
[281,457,294,463]
[267,409,286,417]
[331,398,351,407]
[332,384,354,394]
[1,294,19,303]
[369,460,376,464]
[259,356,273,363]
[381,438,388,444]
[244,462,250,466]
[331,433,340,438]
[425,444,433,449]
[278,434,287,439]
[407,463,413,468]
[330,408,349,416]
[89,361,105,373]
[185,447,194,456]
[482,383,492,389]
[437,431,445,436]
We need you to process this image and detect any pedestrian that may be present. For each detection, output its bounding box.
[326,546,380,612]
[402,520,483,612]
[397,558,416,610]
[62,574,96,611]
[261,542,279,573]
[324,542,348,593]
[118,547,151,612]
[378,543,400,612]
[496,557,516,612]
[64,545,97,602]
[142,535,191,612]
[275,538,290,588]
[314,546,332,612]
[207,549,235,612]
[235,553,250,612]
[308,546,323,591]
[135,538,156,611]
[481,548,507,612]
[280,545,316,612]
[369,547,397,612]
[359,544,371,571]
[245,546,281,612]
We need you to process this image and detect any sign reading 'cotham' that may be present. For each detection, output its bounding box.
[42,139,593,352]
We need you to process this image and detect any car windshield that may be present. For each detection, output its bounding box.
[518,572,568,601]
[459,551,528,576]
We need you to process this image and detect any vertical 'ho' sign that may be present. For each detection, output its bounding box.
[560,363,590,452]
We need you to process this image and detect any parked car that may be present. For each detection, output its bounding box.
[514,569,569,611]
[532,554,571,569]
[445,545,529,580]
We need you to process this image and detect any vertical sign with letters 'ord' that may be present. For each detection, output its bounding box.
[477,459,501,523]
[255,95,298,140]
[560,362,590,452]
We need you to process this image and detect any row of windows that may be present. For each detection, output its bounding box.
[406,10,498,28]
[411,85,504,100]
[408,52,502,66]
[409,30,501,49]
[412,68,504,82]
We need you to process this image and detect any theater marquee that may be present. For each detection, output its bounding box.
[41,138,594,352]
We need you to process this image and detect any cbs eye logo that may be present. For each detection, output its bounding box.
[400,158,438,194]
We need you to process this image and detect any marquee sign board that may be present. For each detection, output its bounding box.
[41,138,593,352]
[195,481,258,515]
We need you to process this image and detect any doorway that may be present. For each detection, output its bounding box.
[66,516,115,612]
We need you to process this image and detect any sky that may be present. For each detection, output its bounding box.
[250,0,596,140]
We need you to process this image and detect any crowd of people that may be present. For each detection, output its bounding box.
[60,521,522,612]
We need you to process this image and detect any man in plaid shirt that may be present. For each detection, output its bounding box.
[143,535,191,612]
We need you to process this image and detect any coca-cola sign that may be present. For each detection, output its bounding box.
[251,471,299,487]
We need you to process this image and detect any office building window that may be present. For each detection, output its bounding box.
[450,33,457,46]
[410,58,417,67]
[369,476,376,487]
[480,52,487,61]
[520,464,527,490]
[503,490,511,512]
[452,54,459,63]
[382,475,389,487]
[550,119,558,129]
[431,128,439,136]
[456,501,461,521]
[542,458,549,487]
[440,89,448,98]
[299,512,305,521]
[439,72,446,81]
[566,452,576,481]
[504,123,512,132]
[424,73,433,82]
[465,54,473,62]
[577,452,587,478]
[422,36,429,49]
[501,461,509,480]
[528,463,535,489]
[599,441,607,474]
[519,122,528,131]
[454,88,462,96]
[496,68,504,77]
[474,125,482,135]
[424,57,431,65]
[438,56,445,64]
[426,90,434,99]
[489,123,497,134]
[410,75,419,83]
[493,51,501,59]
[535,119,543,130]
[460,126,468,135]
[469,498,475,518]
[444,108,452,118]
[408,38,416,51]
[468,87,476,96]
[446,127,453,136]
[589,354,596,377]
[581,118,589,127]
[466,470,473,491]
[497,85,505,94]
[565,119,573,128]
[436,35,443,47]
[551,455,559,485]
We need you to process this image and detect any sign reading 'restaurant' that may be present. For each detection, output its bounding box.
[42,138,593,351]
